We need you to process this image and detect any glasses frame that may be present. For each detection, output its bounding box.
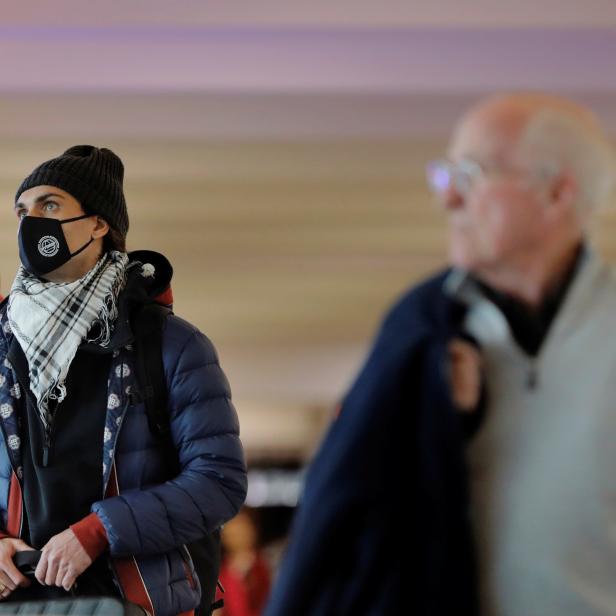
[426,157,559,197]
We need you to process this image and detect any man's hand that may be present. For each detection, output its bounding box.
[36,528,92,591]
[0,537,33,600]
[448,338,483,412]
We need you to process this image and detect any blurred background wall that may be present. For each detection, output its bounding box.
[1,0,616,514]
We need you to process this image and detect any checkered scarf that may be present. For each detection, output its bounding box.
[6,251,130,434]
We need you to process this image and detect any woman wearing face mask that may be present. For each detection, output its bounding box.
[0,145,247,616]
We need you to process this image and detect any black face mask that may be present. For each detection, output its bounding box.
[18,214,95,277]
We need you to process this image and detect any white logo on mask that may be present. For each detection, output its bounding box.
[38,236,60,257]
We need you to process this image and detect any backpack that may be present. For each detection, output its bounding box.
[130,302,224,615]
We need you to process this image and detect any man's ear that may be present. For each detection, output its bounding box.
[92,216,110,240]
[550,171,577,209]
[543,171,578,223]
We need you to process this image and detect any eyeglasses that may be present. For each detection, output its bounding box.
[425,158,487,196]
[426,158,558,196]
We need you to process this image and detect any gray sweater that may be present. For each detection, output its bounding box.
[453,251,616,615]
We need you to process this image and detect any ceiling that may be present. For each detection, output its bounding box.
[1,5,615,461]
[3,0,616,28]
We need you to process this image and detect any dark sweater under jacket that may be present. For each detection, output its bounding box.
[8,342,117,599]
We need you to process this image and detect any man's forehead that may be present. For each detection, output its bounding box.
[17,185,70,203]
[446,103,529,165]
[446,93,602,165]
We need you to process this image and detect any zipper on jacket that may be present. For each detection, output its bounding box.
[526,361,538,390]
[180,545,197,590]
[42,432,51,468]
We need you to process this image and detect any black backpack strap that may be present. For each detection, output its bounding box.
[130,301,224,615]
[130,302,172,438]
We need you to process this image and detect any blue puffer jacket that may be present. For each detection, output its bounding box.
[0,251,247,616]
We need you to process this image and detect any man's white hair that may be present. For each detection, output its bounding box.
[516,104,616,218]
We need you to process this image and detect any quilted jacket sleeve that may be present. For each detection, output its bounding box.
[92,315,247,557]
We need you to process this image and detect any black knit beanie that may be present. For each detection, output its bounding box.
[15,145,129,238]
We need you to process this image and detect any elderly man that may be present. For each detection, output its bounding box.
[266,94,616,615]
[0,145,247,615]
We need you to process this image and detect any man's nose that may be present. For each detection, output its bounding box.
[441,184,465,211]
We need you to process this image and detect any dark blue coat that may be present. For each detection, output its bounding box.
[266,270,478,616]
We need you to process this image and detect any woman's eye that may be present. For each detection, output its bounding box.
[44,202,58,212]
